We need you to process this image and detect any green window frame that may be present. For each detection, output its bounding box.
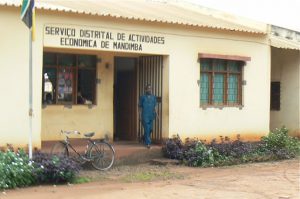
[42,52,97,105]
[200,58,244,107]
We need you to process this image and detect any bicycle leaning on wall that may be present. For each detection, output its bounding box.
[51,130,115,171]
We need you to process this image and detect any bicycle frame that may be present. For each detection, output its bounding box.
[61,137,96,162]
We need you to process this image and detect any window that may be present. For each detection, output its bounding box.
[270,82,280,110]
[42,52,97,105]
[200,58,244,107]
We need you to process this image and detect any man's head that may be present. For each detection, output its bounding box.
[145,84,152,95]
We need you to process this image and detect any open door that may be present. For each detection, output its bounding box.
[114,57,137,141]
[138,56,163,143]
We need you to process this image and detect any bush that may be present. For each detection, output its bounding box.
[183,141,229,167]
[0,151,81,189]
[32,152,80,184]
[208,136,260,159]
[162,127,300,167]
[162,135,184,160]
[260,127,300,159]
[0,150,35,189]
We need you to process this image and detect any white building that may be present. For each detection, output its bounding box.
[0,0,299,149]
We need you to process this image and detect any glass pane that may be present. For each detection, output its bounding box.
[213,74,224,104]
[77,69,96,104]
[228,74,239,104]
[200,73,210,104]
[200,59,212,71]
[43,68,57,104]
[78,55,96,68]
[43,53,56,66]
[58,54,76,66]
[214,59,226,71]
[228,61,241,72]
[57,67,74,104]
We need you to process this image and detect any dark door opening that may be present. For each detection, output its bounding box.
[114,57,137,141]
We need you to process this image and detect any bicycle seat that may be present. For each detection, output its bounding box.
[84,132,95,137]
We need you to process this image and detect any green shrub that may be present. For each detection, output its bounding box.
[260,127,300,159]
[0,150,35,189]
[0,151,81,189]
[183,141,231,167]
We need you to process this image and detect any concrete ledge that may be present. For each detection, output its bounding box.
[149,158,180,166]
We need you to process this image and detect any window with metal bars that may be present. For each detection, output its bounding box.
[200,58,243,107]
[42,52,97,105]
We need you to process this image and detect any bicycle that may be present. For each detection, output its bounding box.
[51,130,115,171]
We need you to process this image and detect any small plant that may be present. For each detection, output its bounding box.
[32,152,80,184]
[162,135,184,160]
[0,150,35,189]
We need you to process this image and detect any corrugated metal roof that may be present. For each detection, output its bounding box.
[0,0,267,34]
[270,36,300,50]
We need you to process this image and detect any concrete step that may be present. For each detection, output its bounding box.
[114,144,163,166]
[42,140,164,166]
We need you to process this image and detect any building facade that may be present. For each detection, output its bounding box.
[0,0,298,149]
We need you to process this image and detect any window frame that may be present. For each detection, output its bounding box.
[42,52,97,106]
[199,57,246,108]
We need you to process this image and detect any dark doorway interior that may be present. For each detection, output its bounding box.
[114,57,137,141]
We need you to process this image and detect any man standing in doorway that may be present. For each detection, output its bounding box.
[139,84,157,148]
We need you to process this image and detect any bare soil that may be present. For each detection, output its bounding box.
[1,159,299,199]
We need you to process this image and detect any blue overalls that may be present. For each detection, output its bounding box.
[139,94,157,145]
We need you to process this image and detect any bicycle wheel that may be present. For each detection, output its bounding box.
[88,141,115,171]
[51,142,68,157]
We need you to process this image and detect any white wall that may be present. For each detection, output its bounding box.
[167,36,270,141]
[270,48,300,137]
[0,7,41,148]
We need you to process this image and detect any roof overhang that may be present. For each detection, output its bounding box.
[270,26,300,50]
[0,0,267,34]
[270,36,300,50]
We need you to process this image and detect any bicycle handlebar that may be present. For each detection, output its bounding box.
[60,130,81,135]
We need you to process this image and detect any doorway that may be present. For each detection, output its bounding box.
[114,57,137,141]
[114,55,164,143]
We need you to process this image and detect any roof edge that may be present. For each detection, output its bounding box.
[0,2,266,34]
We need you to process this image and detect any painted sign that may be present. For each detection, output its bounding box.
[44,24,166,53]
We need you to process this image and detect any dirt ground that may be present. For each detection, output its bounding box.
[1,159,299,199]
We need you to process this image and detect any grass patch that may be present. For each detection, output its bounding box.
[76,165,185,184]
[121,170,183,183]
[71,177,91,184]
